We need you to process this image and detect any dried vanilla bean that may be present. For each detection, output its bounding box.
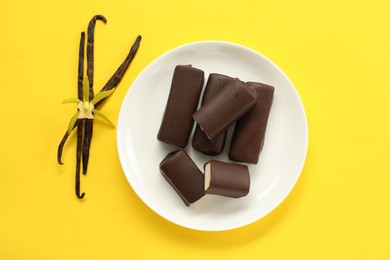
[57,31,85,165]
[80,16,105,175]
[78,32,85,100]
[86,15,107,98]
[95,35,141,107]
[82,119,93,174]
[76,120,85,199]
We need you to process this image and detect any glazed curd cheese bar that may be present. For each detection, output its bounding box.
[192,73,233,155]
[229,82,274,164]
[192,78,257,141]
[157,65,204,147]
[204,160,250,198]
[159,150,205,206]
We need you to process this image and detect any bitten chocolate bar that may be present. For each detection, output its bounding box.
[192,78,257,140]
[192,73,233,155]
[159,150,205,206]
[229,82,274,164]
[157,65,204,147]
[204,160,250,198]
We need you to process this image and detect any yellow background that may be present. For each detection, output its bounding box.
[1,0,389,258]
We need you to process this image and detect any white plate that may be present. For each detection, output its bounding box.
[117,41,308,231]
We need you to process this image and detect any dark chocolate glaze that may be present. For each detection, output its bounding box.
[157,65,204,147]
[192,78,257,140]
[159,150,205,206]
[229,82,274,164]
[205,160,250,198]
[192,73,234,155]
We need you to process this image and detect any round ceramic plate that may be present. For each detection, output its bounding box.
[117,41,308,231]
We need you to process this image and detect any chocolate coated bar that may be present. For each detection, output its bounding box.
[157,65,204,147]
[204,160,250,198]
[192,78,257,140]
[192,73,233,155]
[229,82,274,164]
[159,150,205,206]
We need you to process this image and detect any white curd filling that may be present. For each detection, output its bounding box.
[204,162,211,191]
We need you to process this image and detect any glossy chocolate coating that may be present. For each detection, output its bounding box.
[229,82,274,164]
[192,73,234,155]
[157,65,204,147]
[204,160,250,198]
[159,150,205,206]
[192,78,257,140]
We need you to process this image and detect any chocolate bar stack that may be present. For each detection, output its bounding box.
[157,65,274,206]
